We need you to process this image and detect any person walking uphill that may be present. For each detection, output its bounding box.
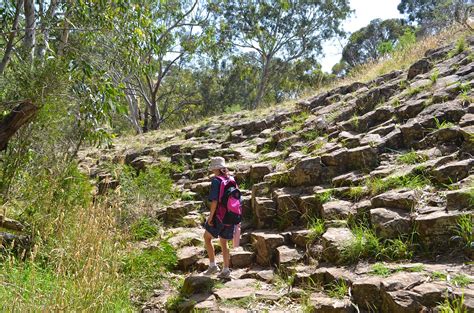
[203,157,242,279]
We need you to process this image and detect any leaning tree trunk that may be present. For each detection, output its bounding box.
[0,101,38,151]
[0,0,23,75]
[23,0,36,63]
[252,56,271,110]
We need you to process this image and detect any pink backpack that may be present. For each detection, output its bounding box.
[215,176,242,225]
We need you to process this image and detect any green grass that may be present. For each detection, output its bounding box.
[430,69,439,84]
[315,190,333,204]
[370,263,391,277]
[344,186,365,201]
[451,214,474,249]
[130,217,159,241]
[438,294,466,313]
[382,237,414,260]
[307,218,326,242]
[397,150,428,165]
[301,130,320,141]
[350,113,359,129]
[431,271,448,281]
[448,36,467,58]
[326,279,348,299]
[365,173,430,196]
[122,242,178,300]
[434,117,455,130]
[284,111,309,133]
[451,274,472,288]
[342,224,382,262]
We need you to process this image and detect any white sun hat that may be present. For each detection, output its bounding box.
[208,156,226,171]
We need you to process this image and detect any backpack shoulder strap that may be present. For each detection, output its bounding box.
[215,176,228,203]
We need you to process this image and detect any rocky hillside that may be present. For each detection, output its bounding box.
[79,36,474,312]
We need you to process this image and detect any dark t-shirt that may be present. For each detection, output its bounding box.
[208,177,220,202]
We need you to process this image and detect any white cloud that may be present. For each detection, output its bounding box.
[320,0,404,72]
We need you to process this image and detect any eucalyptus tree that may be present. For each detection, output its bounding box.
[109,0,212,132]
[398,0,473,34]
[209,0,351,109]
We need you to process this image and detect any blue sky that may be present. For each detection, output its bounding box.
[320,0,404,72]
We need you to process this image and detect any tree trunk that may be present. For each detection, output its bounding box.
[0,0,23,75]
[124,83,143,134]
[252,55,271,109]
[57,0,72,56]
[149,101,160,130]
[36,0,59,61]
[23,0,36,63]
[0,101,38,151]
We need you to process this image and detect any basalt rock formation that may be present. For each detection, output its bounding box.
[80,37,474,312]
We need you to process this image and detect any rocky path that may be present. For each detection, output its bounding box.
[80,36,474,312]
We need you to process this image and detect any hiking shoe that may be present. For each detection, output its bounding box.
[217,268,231,279]
[203,265,220,276]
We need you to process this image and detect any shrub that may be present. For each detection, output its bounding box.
[451,214,474,249]
[438,294,466,313]
[130,217,159,241]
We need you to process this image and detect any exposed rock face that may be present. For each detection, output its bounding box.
[83,35,474,312]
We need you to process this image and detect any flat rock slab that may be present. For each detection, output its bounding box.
[308,293,355,313]
[214,279,278,301]
[276,245,304,266]
[321,200,355,220]
[371,189,417,210]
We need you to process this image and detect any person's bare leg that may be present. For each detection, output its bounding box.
[220,237,230,269]
[204,231,215,263]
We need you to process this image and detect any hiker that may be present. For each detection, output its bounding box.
[203,156,241,278]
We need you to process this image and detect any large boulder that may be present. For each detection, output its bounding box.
[407,58,433,80]
[370,208,412,239]
[251,232,285,266]
[181,275,214,296]
[430,159,473,184]
[371,189,417,210]
[249,164,272,182]
[253,197,276,229]
[321,200,355,220]
[176,246,204,271]
[275,245,304,267]
[352,276,383,311]
[230,248,255,268]
[415,210,472,248]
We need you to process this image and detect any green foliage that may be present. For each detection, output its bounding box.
[130,217,159,241]
[451,274,472,288]
[365,173,430,196]
[315,190,333,204]
[382,237,414,260]
[350,114,360,128]
[284,112,309,133]
[326,279,349,299]
[342,224,382,262]
[307,218,326,242]
[301,130,320,141]
[339,18,410,70]
[438,294,466,313]
[122,242,177,300]
[345,186,366,201]
[434,117,455,129]
[430,69,440,83]
[432,271,448,281]
[449,37,467,58]
[110,164,178,213]
[370,263,392,277]
[451,214,474,249]
[397,150,428,165]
